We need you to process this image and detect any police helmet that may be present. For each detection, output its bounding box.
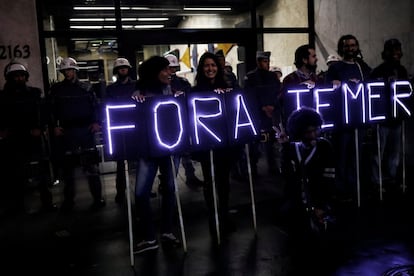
[326,54,340,65]
[113,57,132,74]
[270,66,282,74]
[164,54,179,67]
[4,62,29,80]
[59,57,79,71]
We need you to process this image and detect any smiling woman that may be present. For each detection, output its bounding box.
[189,50,243,243]
[194,52,227,91]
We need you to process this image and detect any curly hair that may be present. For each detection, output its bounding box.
[286,107,323,141]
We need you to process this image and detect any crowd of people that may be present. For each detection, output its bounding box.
[0,34,412,256]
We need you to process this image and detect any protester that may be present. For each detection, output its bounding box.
[370,38,408,194]
[191,52,239,242]
[131,56,181,254]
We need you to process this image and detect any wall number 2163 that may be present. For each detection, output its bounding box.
[0,45,31,59]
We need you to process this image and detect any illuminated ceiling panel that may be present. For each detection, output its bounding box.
[41,0,266,30]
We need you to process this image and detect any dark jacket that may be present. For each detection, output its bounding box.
[49,79,99,128]
[0,83,45,137]
[244,68,281,130]
[281,138,335,209]
[106,77,137,100]
[326,59,371,83]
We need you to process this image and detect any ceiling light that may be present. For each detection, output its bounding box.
[73,6,150,11]
[73,6,114,10]
[183,7,231,11]
[130,7,150,10]
[70,26,104,29]
[121,18,137,21]
[134,25,164,29]
[137,18,169,21]
[70,18,105,22]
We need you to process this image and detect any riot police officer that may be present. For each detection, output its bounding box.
[105,57,136,203]
[244,51,281,176]
[0,61,56,214]
[49,57,105,212]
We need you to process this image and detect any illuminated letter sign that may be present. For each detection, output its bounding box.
[342,83,366,125]
[153,101,184,149]
[366,82,387,122]
[146,95,189,157]
[105,104,136,155]
[186,91,229,150]
[192,96,223,144]
[233,94,257,139]
[287,88,311,110]
[392,80,413,118]
[223,92,259,145]
[101,91,271,158]
[284,81,412,130]
[313,87,336,128]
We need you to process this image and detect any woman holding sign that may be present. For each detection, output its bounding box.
[191,52,240,243]
[131,56,181,254]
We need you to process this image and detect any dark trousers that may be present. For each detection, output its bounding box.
[61,153,102,205]
[198,148,237,236]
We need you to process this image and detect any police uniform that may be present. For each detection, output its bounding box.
[244,51,281,174]
[0,81,54,212]
[49,78,104,211]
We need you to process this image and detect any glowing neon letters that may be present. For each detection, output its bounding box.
[105,91,259,158]
[105,104,136,155]
[286,81,413,128]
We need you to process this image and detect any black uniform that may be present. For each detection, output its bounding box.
[244,67,281,175]
[49,78,104,211]
[0,82,54,213]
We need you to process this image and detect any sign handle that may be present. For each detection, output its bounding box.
[376,124,383,201]
[402,120,406,193]
[244,144,257,232]
[355,128,361,207]
[170,156,187,252]
[209,149,221,245]
[124,159,134,266]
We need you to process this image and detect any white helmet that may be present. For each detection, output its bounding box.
[5,63,29,78]
[59,57,79,71]
[326,54,340,65]
[270,66,282,74]
[164,54,179,67]
[113,57,131,70]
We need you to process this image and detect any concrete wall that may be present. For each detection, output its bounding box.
[315,0,414,75]
[260,0,308,27]
[0,0,44,92]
